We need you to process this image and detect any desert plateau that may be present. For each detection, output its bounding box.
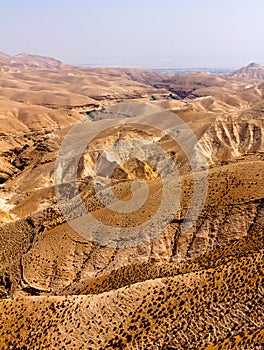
[0,52,263,349]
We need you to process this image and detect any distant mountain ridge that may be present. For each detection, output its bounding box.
[1,52,264,79]
[0,52,62,71]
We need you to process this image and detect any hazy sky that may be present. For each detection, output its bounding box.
[1,0,264,68]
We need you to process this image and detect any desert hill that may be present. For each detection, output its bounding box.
[1,232,263,349]
[225,62,264,81]
[0,53,263,349]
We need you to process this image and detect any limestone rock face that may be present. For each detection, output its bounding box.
[197,113,264,164]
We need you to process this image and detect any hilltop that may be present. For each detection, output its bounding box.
[225,62,264,81]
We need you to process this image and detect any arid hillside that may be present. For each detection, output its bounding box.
[0,54,263,349]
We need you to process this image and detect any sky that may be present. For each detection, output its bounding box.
[1,0,264,68]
